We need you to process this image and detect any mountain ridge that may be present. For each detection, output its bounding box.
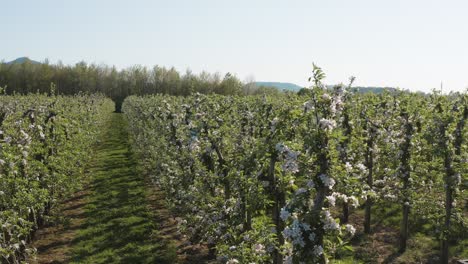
[254,82,303,91]
[5,57,41,65]
[254,81,398,94]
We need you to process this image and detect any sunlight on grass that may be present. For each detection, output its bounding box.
[70,114,176,264]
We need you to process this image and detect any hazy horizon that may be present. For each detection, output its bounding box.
[3,0,468,92]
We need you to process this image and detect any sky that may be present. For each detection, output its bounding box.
[2,0,468,92]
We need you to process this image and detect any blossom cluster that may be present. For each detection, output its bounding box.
[276,143,300,174]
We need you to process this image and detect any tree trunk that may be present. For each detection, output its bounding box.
[267,154,284,264]
[399,119,413,253]
[364,123,374,234]
[364,145,373,233]
[314,187,327,264]
[441,186,452,264]
[364,199,372,234]
[213,143,230,199]
[342,201,349,223]
[399,202,410,253]
[442,107,467,263]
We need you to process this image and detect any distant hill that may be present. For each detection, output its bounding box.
[353,86,397,94]
[5,57,41,65]
[254,82,303,92]
[256,82,397,94]
[298,85,399,94]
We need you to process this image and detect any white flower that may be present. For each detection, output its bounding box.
[319,118,336,131]
[356,163,367,172]
[254,243,266,254]
[319,174,336,189]
[280,207,291,221]
[453,173,461,186]
[348,196,359,208]
[275,143,285,152]
[271,117,279,132]
[295,188,307,195]
[322,210,340,230]
[309,232,316,241]
[303,100,314,112]
[277,144,300,174]
[345,224,356,236]
[227,259,239,264]
[282,160,299,174]
[321,93,331,100]
[286,150,299,160]
[330,102,337,115]
[384,194,397,201]
[20,129,29,139]
[313,245,324,256]
[345,162,353,172]
[334,96,344,110]
[283,219,307,247]
[326,195,336,206]
[188,137,200,152]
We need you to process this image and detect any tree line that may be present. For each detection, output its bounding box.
[0,60,281,111]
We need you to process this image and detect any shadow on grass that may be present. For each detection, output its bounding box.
[70,113,176,264]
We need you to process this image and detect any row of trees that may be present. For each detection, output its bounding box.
[0,61,281,111]
[123,68,466,263]
[0,94,114,263]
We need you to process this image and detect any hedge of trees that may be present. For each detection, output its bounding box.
[0,60,281,111]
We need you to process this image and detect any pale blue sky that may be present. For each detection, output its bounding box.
[2,0,468,92]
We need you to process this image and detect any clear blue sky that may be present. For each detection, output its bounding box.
[2,0,468,92]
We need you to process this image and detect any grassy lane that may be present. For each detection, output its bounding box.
[70,113,176,263]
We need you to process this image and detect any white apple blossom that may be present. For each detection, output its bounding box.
[345,224,356,236]
[280,207,291,221]
[295,188,307,195]
[319,174,336,189]
[313,245,324,256]
[326,195,336,206]
[303,100,314,112]
[254,243,266,254]
[322,210,340,230]
[321,93,331,100]
[319,118,337,131]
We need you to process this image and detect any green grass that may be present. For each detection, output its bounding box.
[70,113,176,264]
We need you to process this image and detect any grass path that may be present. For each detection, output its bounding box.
[32,113,176,263]
[69,113,176,263]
